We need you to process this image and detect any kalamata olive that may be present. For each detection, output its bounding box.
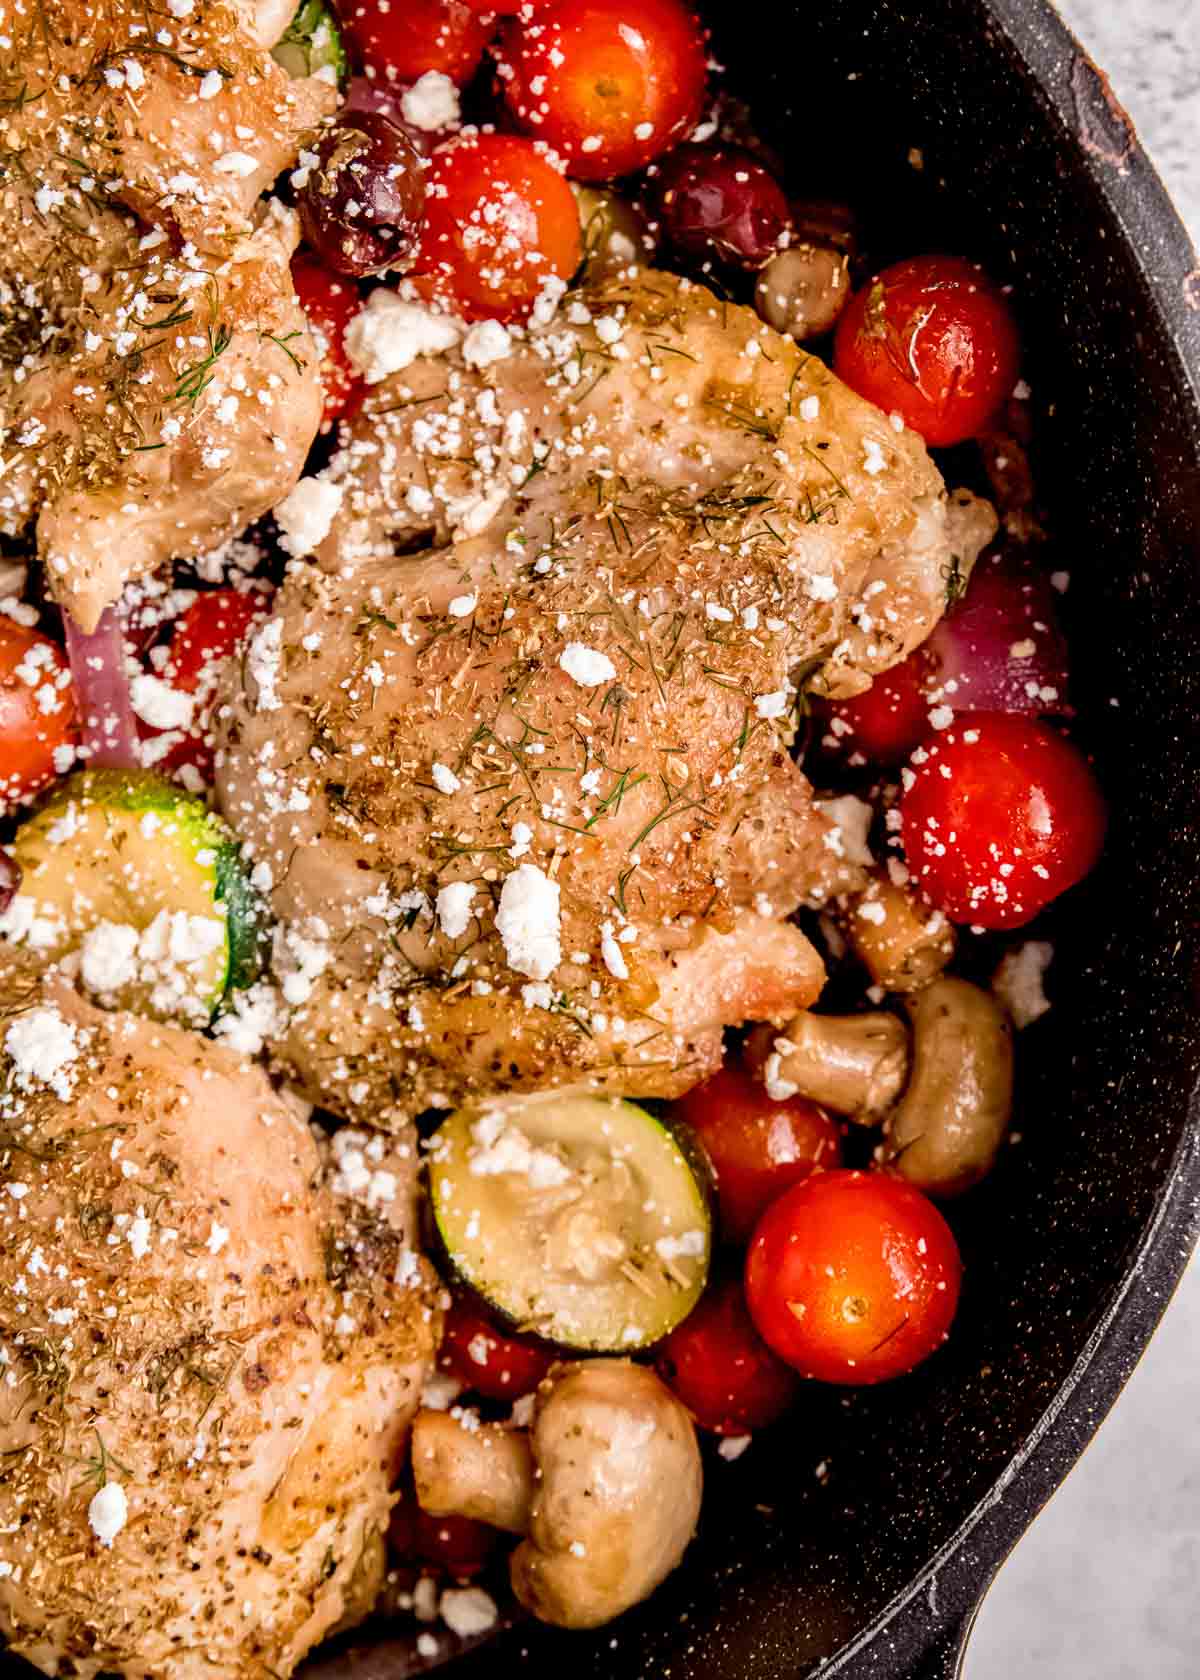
[649,144,791,270]
[755,243,850,341]
[298,112,426,277]
[0,852,20,915]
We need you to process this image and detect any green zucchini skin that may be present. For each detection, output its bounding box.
[271,0,348,83]
[428,1092,713,1354]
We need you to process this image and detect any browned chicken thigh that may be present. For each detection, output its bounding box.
[0,956,439,1679]
[0,0,332,627]
[215,270,995,1124]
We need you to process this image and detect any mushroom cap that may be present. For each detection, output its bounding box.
[511,1359,702,1630]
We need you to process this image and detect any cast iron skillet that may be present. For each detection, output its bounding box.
[8,2,1199,1678]
[306,2,1200,1677]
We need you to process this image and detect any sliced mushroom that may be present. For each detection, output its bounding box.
[755,243,851,341]
[746,1010,910,1122]
[845,872,957,993]
[410,1359,702,1630]
[884,976,1014,1196]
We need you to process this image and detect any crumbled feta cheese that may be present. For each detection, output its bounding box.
[992,940,1053,1029]
[754,690,790,720]
[655,1229,706,1263]
[128,1207,152,1259]
[814,794,875,868]
[212,151,258,177]
[807,573,838,603]
[496,864,561,981]
[718,1434,752,1461]
[129,673,194,731]
[211,983,283,1056]
[469,1109,571,1189]
[88,1482,128,1547]
[274,477,343,557]
[344,290,462,383]
[447,592,477,618]
[246,617,284,712]
[431,762,461,795]
[5,1006,81,1100]
[798,395,820,422]
[439,1586,499,1639]
[197,68,223,99]
[437,881,476,940]
[863,438,887,475]
[79,922,140,995]
[559,642,617,688]
[400,69,460,131]
[461,319,512,369]
[599,921,628,981]
[509,821,533,860]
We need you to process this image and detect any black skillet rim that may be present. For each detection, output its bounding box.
[821,1,1200,1673]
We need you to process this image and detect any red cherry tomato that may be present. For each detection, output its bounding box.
[342,0,493,87]
[834,255,1020,448]
[461,0,551,10]
[291,254,365,427]
[439,1293,554,1401]
[744,1170,962,1385]
[655,1275,799,1434]
[674,1062,841,1244]
[411,133,581,321]
[388,1501,497,1579]
[900,711,1105,929]
[0,620,77,810]
[166,589,269,695]
[497,0,708,182]
[813,644,936,769]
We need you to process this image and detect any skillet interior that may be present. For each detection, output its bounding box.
[4,1,1199,1677]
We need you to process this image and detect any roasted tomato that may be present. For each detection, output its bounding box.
[388,1500,498,1580]
[656,1275,799,1433]
[0,620,77,810]
[411,132,581,321]
[900,711,1105,929]
[497,0,708,182]
[813,645,937,769]
[439,1292,555,1401]
[291,254,366,425]
[342,0,494,87]
[674,1061,841,1243]
[834,254,1020,447]
[744,1169,962,1385]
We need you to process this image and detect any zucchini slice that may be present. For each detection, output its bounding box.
[429,1092,712,1353]
[0,770,264,1024]
[271,0,347,83]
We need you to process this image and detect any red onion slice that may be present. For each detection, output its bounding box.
[0,852,19,915]
[926,553,1070,716]
[62,606,140,771]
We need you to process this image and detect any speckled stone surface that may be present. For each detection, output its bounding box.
[967,4,1200,1676]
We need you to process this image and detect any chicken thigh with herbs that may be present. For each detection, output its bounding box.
[215,269,996,1124]
[0,955,439,1680]
[0,0,333,628]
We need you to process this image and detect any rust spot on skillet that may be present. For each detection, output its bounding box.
[1069,55,1137,175]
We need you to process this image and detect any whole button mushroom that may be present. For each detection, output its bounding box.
[884,976,1014,1197]
[411,1359,703,1629]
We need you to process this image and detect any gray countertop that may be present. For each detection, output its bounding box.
[966,2,1200,1676]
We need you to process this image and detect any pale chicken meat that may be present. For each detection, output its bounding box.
[0,956,439,1679]
[215,270,996,1124]
[0,0,334,628]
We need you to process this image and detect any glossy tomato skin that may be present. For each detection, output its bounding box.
[167,589,268,695]
[813,644,936,769]
[498,0,708,182]
[388,1501,497,1579]
[900,711,1106,929]
[655,1275,799,1434]
[0,621,76,810]
[291,254,365,426]
[834,255,1020,448]
[745,1170,962,1385]
[674,1062,841,1244]
[439,1293,554,1401]
[342,0,493,87]
[412,133,581,320]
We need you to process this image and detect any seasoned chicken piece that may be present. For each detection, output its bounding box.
[0,956,439,1680]
[215,270,994,1123]
[0,0,334,627]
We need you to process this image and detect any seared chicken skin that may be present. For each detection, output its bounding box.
[0,0,333,628]
[215,271,995,1123]
[0,956,438,1679]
